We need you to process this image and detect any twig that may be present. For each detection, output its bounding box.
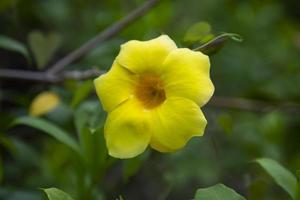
[208,96,300,113]
[0,69,59,82]
[1,68,299,113]
[0,68,103,83]
[47,0,160,75]
[63,68,103,80]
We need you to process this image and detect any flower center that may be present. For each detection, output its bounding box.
[135,74,166,109]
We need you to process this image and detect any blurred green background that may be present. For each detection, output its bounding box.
[0,0,300,199]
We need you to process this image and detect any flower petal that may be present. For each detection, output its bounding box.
[161,48,214,107]
[94,62,137,112]
[149,97,207,152]
[116,35,177,74]
[104,98,151,159]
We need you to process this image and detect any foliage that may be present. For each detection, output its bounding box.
[194,183,246,200]
[0,35,30,62]
[255,158,298,199]
[42,188,74,200]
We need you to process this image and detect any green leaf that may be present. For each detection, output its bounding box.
[115,195,125,200]
[11,117,81,155]
[42,188,74,200]
[184,22,214,43]
[28,31,62,69]
[70,80,94,108]
[46,103,73,126]
[79,127,107,179]
[194,183,246,200]
[74,100,105,134]
[255,158,297,199]
[194,33,242,55]
[0,35,30,61]
[74,101,107,179]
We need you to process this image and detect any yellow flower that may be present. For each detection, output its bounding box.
[94,35,214,159]
[29,92,60,117]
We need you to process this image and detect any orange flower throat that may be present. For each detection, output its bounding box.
[135,74,166,109]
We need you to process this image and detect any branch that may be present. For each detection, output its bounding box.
[63,68,103,80]
[0,68,103,83]
[1,68,299,113]
[47,0,161,75]
[0,69,59,83]
[208,96,300,113]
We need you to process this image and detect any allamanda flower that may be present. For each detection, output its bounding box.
[94,35,214,159]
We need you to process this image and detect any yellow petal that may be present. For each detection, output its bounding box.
[161,48,214,107]
[149,97,207,152]
[29,92,60,117]
[94,62,137,112]
[116,35,177,74]
[104,98,151,159]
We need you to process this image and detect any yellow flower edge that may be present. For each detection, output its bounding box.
[94,35,214,159]
[29,92,60,117]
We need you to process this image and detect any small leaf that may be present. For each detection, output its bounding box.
[194,183,246,200]
[0,35,30,61]
[42,188,74,200]
[28,31,62,69]
[194,33,243,55]
[45,103,73,125]
[74,100,105,134]
[71,80,94,108]
[11,117,81,155]
[255,158,297,199]
[184,22,214,43]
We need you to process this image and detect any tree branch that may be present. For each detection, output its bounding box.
[47,0,161,75]
[208,96,300,113]
[1,67,299,113]
[0,68,103,83]
[0,69,59,83]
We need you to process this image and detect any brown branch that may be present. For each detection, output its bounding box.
[47,0,161,75]
[63,68,103,80]
[208,96,300,113]
[1,68,299,113]
[0,68,103,83]
[0,69,59,83]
